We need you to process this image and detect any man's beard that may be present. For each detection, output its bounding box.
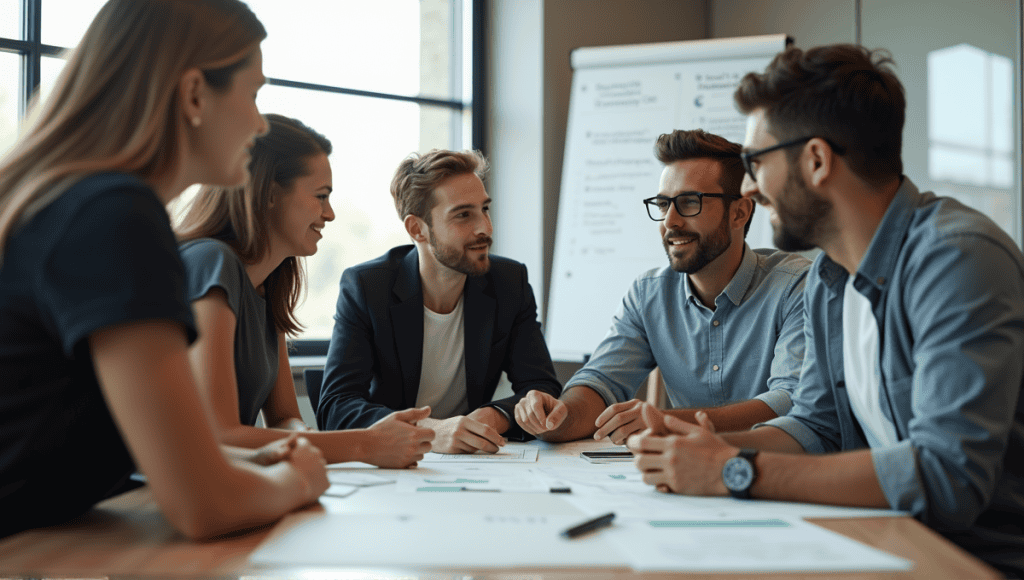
[770,170,833,252]
[429,230,492,276]
[663,210,732,274]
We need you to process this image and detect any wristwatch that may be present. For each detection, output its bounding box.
[722,448,759,499]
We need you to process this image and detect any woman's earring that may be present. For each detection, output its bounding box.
[191,117,202,128]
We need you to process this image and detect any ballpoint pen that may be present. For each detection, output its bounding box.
[561,512,616,539]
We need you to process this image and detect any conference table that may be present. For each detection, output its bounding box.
[0,440,1002,579]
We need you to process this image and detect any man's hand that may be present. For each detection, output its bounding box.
[593,400,654,444]
[627,408,734,495]
[424,414,506,454]
[365,407,436,468]
[514,390,568,436]
[468,406,510,434]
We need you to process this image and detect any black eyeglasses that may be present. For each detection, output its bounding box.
[740,136,847,181]
[642,192,740,221]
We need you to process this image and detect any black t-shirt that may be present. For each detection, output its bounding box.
[0,173,196,537]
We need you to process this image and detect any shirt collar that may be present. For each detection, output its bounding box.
[682,243,755,307]
[855,176,920,294]
[815,177,921,296]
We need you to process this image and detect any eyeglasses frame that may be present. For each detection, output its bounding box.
[642,192,742,222]
[740,136,847,182]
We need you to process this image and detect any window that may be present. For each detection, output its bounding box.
[928,44,1016,236]
[1,0,483,350]
[929,44,1014,189]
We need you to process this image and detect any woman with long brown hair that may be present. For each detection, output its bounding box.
[0,0,328,540]
[177,114,434,467]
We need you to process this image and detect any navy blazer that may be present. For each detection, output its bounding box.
[316,245,561,438]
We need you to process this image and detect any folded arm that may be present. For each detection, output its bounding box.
[629,410,887,507]
[189,292,432,468]
[90,320,328,540]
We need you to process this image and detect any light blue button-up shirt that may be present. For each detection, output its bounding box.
[761,178,1024,576]
[566,245,809,413]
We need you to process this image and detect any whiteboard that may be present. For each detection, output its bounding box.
[546,34,789,362]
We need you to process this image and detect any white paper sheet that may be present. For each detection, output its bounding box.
[326,471,395,487]
[323,483,358,498]
[419,445,539,463]
[396,474,552,493]
[250,512,625,568]
[250,439,914,573]
[561,489,906,520]
[605,515,913,572]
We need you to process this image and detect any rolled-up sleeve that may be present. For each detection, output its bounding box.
[757,263,845,454]
[881,234,1024,530]
[755,268,809,416]
[564,278,655,406]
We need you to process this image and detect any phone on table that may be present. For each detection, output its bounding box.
[580,448,634,463]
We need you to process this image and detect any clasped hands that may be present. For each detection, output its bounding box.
[366,405,510,462]
[515,391,736,495]
[514,391,652,444]
[416,406,509,454]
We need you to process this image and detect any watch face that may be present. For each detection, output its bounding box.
[722,456,754,491]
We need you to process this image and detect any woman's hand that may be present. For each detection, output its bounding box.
[364,407,435,468]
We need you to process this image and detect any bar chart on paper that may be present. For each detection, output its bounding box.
[420,446,540,463]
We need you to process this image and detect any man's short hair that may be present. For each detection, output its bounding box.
[734,44,905,186]
[390,149,488,224]
[654,129,752,236]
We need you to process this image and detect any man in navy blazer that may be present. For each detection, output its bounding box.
[316,149,561,453]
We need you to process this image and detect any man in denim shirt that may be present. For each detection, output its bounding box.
[629,44,1024,577]
[515,130,810,444]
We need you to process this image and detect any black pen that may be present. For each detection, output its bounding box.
[561,512,615,539]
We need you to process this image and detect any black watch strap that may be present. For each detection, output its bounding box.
[723,448,759,499]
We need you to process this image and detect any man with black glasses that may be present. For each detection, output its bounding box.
[628,45,1024,578]
[515,129,810,444]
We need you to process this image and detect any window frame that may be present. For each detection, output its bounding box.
[0,0,487,358]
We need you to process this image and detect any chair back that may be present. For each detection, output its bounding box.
[303,367,324,414]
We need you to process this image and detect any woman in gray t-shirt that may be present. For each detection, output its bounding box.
[177,114,433,468]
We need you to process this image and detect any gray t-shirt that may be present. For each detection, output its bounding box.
[179,238,278,426]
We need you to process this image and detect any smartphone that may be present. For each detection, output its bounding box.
[580,448,634,463]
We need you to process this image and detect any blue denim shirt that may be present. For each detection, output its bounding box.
[566,245,809,412]
[761,178,1024,575]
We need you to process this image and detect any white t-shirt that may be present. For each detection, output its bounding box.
[416,296,469,419]
[843,275,899,447]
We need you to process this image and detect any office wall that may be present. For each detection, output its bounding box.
[488,0,706,307]
[490,0,1021,382]
[714,0,1021,241]
[711,0,855,46]
[488,0,706,382]
[860,0,1020,241]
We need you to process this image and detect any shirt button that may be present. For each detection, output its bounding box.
[713,365,720,371]
[877,276,886,285]
[712,320,720,327]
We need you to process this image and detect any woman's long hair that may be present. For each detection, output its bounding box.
[0,0,266,257]
[176,114,333,336]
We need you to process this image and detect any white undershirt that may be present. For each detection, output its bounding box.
[843,275,899,447]
[416,296,469,419]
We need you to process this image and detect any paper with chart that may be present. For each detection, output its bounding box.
[605,515,912,572]
[326,471,395,487]
[250,513,626,568]
[323,483,358,498]
[419,445,539,463]
[556,481,907,520]
[252,440,912,572]
[397,473,551,493]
